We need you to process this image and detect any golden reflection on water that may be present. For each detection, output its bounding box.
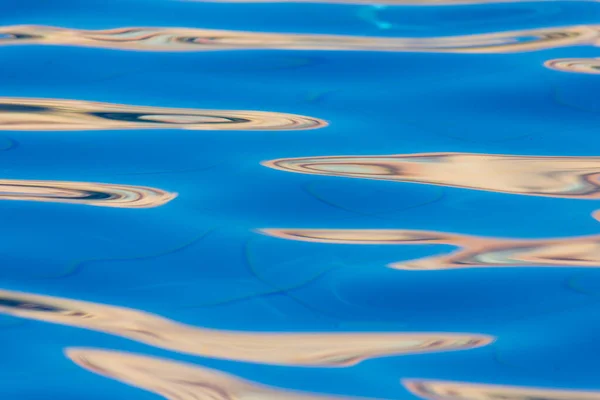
[262,227,600,270]
[546,58,600,74]
[1,25,600,53]
[264,152,600,200]
[0,98,326,131]
[67,348,355,399]
[404,379,600,400]
[0,179,175,208]
[0,289,492,366]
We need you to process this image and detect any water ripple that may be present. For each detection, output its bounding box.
[1,25,599,53]
[0,289,492,366]
[546,57,600,74]
[261,226,600,270]
[263,152,600,199]
[0,179,175,208]
[404,379,600,399]
[0,97,326,131]
[68,348,353,399]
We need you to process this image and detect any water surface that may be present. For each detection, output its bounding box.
[1,0,599,399]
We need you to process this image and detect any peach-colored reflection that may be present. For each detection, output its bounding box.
[67,348,356,399]
[261,227,600,270]
[0,179,175,208]
[0,97,325,131]
[404,379,600,400]
[1,24,599,53]
[264,152,600,199]
[0,289,492,367]
[546,58,600,74]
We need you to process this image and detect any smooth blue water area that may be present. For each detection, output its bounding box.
[1,0,600,399]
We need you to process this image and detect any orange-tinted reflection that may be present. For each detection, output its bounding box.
[0,289,492,367]
[1,25,599,53]
[404,379,600,400]
[0,179,175,208]
[546,58,600,74]
[68,348,356,399]
[0,97,325,131]
[262,227,600,270]
[264,152,600,199]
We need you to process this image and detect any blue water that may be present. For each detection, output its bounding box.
[2,0,600,399]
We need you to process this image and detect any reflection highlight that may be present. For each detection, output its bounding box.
[0,179,175,208]
[0,98,325,131]
[404,379,600,400]
[68,348,354,399]
[2,25,600,53]
[546,58,600,74]
[262,227,600,270]
[0,289,492,366]
[264,152,600,199]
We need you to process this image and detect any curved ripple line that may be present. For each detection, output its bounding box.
[0,25,599,53]
[0,98,326,131]
[263,152,600,199]
[67,348,355,399]
[404,379,600,400]
[0,179,175,208]
[261,226,600,270]
[0,289,492,367]
[546,58,600,74]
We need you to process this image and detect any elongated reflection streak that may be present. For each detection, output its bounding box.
[68,348,355,399]
[0,98,326,131]
[264,152,600,200]
[546,58,600,74]
[404,379,600,400]
[1,25,600,53]
[0,289,492,366]
[0,179,175,208]
[261,227,600,270]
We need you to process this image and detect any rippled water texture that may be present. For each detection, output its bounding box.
[262,224,600,269]
[3,24,600,53]
[0,289,491,366]
[4,0,600,399]
[0,179,175,208]
[546,57,600,73]
[0,97,325,131]
[68,349,352,400]
[404,380,600,399]
[264,152,600,198]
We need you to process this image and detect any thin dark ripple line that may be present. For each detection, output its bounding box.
[43,229,215,280]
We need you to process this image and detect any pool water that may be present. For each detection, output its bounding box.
[1,0,600,399]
